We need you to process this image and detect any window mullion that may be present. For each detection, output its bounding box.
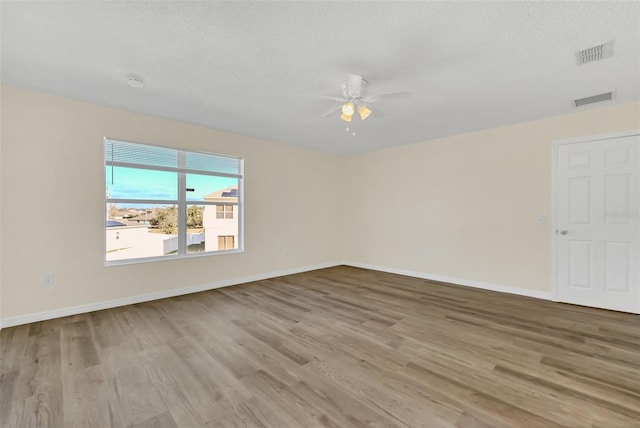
[177,151,187,255]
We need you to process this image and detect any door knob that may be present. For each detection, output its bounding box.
[560,230,568,235]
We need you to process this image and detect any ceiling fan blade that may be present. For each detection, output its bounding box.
[321,104,343,118]
[362,91,410,103]
[303,94,346,102]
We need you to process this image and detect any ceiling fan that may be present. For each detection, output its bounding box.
[318,74,409,122]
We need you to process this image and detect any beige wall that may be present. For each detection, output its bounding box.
[0,90,3,325]
[2,85,639,322]
[342,102,640,292]
[0,86,342,320]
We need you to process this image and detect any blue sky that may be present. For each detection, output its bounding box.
[106,166,237,208]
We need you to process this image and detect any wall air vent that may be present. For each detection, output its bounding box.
[576,41,613,65]
[574,92,613,107]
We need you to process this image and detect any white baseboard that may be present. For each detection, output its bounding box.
[0,260,552,329]
[342,261,553,301]
[0,261,342,329]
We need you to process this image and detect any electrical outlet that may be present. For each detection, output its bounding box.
[43,273,55,286]
[535,214,548,224]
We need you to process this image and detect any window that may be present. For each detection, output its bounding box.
[218,235,235,250]
[216,205,234,219]
[104,138,243,264]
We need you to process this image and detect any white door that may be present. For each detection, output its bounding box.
[555,134,640,313]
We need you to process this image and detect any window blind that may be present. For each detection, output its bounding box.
[105,138,242,177]
[185,151,241,175]
[105,139,177,169]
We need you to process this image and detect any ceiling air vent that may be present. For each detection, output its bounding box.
[574,92,613,107]
[576,41,613,65]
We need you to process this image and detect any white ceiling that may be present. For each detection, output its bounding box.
[2,2,639,155]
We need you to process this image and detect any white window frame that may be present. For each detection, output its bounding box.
[104,137,244,266]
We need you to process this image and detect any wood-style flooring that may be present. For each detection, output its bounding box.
[1,266,639,427]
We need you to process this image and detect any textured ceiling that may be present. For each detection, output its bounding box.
[2,2,639,155]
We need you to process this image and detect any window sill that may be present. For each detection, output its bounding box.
[104,247,244,267]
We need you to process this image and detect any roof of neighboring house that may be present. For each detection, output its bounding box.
[203,186,238,202]
[106,220,127,227]
[127,212,157,223]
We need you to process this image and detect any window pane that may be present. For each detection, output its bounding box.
[106,203,178,261]
[186,204,206,253]
[186,174,239,202]
[106,166,178,200]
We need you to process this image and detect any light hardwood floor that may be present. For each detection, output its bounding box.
[1,266,639,427]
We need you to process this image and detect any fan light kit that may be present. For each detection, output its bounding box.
[339,76,370,122]
[358,105,372,120]
[340,100,371,122]
[341,102,355,116]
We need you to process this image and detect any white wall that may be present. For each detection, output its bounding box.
[342,102,640,293]
[0,86,342,321]
[105,226,173,261]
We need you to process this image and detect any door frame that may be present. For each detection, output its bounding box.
[551,129,640,312]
